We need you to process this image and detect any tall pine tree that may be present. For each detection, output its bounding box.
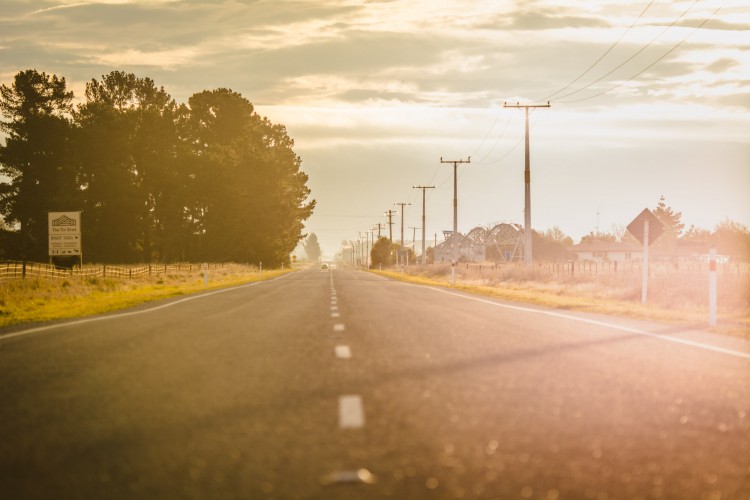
[0,70,75,260]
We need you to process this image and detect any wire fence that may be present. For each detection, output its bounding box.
[456,260,748,278]
[392,260,750,312]
[0,261,225,281]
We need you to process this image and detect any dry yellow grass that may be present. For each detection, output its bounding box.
[0,264,293,328]
[370,263,750,339]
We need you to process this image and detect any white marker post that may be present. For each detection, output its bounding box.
[709,246,717,327]
[203,262,208,286]
[641,219,649,305]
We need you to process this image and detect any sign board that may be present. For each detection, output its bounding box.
[49,212,81,256]
[626,208,664,245]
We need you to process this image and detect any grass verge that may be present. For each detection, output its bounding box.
[0,264,293,328]
[369,269,750,340]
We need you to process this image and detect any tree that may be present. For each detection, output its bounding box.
[579,231,616,245]
[371,236,401,267]
[532,227,573,261]
[652,195,684,257]
[181,88,314,266]
[713,219,750,261]
[303,233,322,261]
[74,71,182,263]
[0,70,75,260]
[653,195,684,236]
[1,70,315,265]
[681,224,711,243]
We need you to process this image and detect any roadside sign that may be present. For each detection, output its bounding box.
[49,212,81,256]
[626,208,664,305]
[626,208,664,245]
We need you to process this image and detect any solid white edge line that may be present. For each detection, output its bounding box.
[399,282,750,361]
[339,395,364,428]
[0,271,298,342]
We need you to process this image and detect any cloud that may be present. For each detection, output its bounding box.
[706,57,741,73]
[507,10,610,30]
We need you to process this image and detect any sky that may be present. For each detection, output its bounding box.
[1,0,748,259]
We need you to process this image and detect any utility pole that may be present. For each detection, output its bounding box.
[413,185,435,266]
[503,101,550,266]
[373,223,385,239]
[365,228,372,269]
[358,231,363,267]
[440,157,470,286]
[384,209,396,243]
[409,226,420,249]
[394,202,411,248]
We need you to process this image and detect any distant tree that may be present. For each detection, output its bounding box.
[303,233,322,261]
[681,224,712,243]
[371,236,400,267]
[713,219,750,261]
[579,230,617,245]
[652,196,684,257]
[425,246,435,264]
[0,70,75,260]
[653,195,684,236]
[532,227,573,261]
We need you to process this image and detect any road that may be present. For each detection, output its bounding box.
[1,268,748,499]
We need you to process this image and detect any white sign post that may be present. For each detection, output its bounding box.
[641,219,649,305]
[48,212,82,258]
[626,208,664,306]
[709,246,717,327]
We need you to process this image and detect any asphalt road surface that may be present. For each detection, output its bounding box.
[1,268,748,499]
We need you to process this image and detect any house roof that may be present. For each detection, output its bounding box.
[570,240,640,253]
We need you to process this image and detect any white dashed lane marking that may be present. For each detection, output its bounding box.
[330,275,365,430]
[335,345,352,359]
[338,395,364,428]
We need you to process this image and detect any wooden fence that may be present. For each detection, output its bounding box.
[0,261,224,281]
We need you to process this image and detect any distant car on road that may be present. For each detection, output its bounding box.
[321,263,329,270]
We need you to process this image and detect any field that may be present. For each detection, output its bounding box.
[0,263,292,328]
[371,260,750,338]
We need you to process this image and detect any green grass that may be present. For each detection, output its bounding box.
[369,269,750,339]
[0,265,292,328]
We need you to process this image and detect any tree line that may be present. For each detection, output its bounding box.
[0,70,315,266]
[337,196,749,265]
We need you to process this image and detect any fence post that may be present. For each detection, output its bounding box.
[22,261,26,279]
[709,247,717,327]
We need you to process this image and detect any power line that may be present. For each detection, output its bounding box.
[472,114,515,164]
[558,1,726,104]
[473,2,656,161]
[477,107,545,165]
[536,0,656,102]
[551,0,701,102]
